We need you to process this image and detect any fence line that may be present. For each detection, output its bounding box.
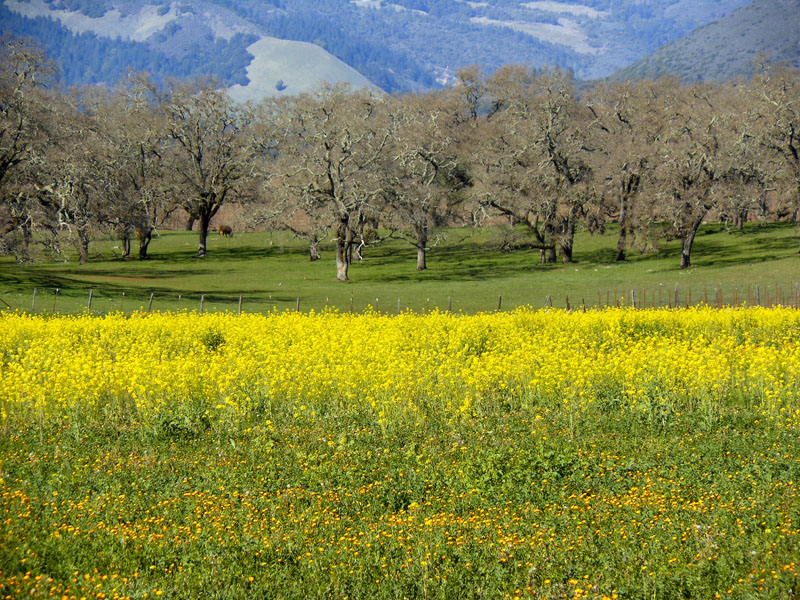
[1,283,799,316]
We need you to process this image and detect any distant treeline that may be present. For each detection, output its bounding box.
[1,36,798,282]
[0,5,254,87]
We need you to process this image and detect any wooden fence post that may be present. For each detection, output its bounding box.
[32,288,37,312]
[397,298,401,314]
[148,292,154,313]
[52,288,59,313]
[200,294,205,314]
[238,295,243,315]
[498,295,502,311]
[448,296,452,312]
[87,288,93,311]
[565,296,570,311]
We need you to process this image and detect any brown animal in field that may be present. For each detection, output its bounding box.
[218,225,233,238]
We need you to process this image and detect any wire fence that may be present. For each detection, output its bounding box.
[1,282,799,316]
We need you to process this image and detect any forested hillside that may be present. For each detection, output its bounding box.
[1,0,755,94]
[611,0,800,82]
[0,2,258,85]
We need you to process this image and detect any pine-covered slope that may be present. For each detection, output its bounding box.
[1,0,762,97]
[610,0,800,82]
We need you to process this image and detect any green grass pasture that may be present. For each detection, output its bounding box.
[0,222,798,314]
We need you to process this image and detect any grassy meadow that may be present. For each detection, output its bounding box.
[1,223,799,599]
[0,221,798,314]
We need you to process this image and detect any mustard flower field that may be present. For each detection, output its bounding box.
[1,308,799,599]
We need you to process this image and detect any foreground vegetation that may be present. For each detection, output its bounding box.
[1,307,799,599]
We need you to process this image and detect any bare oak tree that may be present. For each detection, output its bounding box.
[381,91,469,270]
[586,79,666,260]
[474,66,594,263]
[0,36,56,261]
[279,85,393,281]
[162,80,251,258]
[715,80,769,232]
[101,73,173,259]
[652,81,730,268]
[751,65,800,248]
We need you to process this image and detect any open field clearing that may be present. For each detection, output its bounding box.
[1,307,799,599]
[0,223,798,315]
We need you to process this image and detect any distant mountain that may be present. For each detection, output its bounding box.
[610,0,800,82]
[1,0,758,97]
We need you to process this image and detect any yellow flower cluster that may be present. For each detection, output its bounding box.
[1,307,798,425]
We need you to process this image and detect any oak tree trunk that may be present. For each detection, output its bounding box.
[18,222,31,263]
[121,231,131,259]
[560,212,576,264]
[417,247,427,271]
[309,239,321,261]
[616,174,639,262]
[735,210,747,231]
[415,224,428,271]
[335,218,352,281]
[540,247,557,264]
[138,228,152,260]
[77,229,90,264]
[198,211,210,258]
[616,198,628,261]
[680,214,705,269]
[560,242,573,264]
[336,251,349,281]
[544,221,557,263]
[615,227,627,262]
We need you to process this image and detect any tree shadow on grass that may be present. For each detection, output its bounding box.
[576,224,797,272]
[690,230,797,267]
[361,246,559,283]
[127,243,307,264]
[0,266,218,293]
